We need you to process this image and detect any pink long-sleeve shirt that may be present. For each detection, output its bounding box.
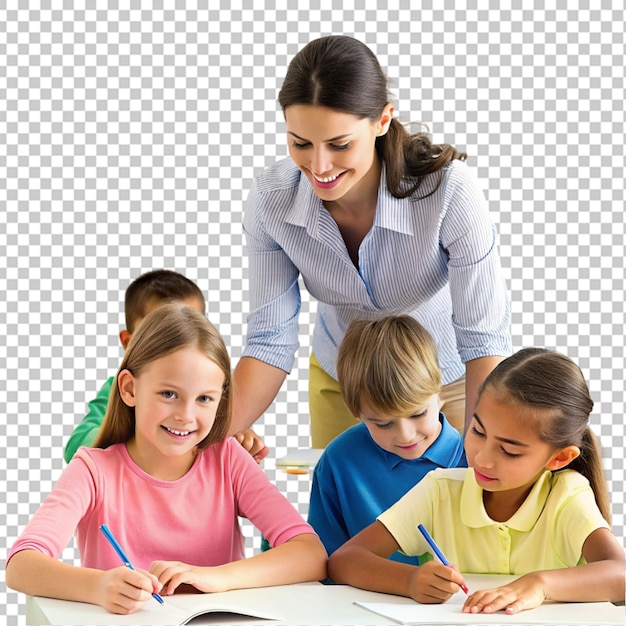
[8,439,315,571]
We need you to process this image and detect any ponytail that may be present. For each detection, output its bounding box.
[278,36,466,200]
[566,427,612,524]
[377,119,467,199]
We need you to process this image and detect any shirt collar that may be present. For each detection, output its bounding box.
[461,469,554,531]
[285,167,322,234]
[416,413,465,468]
[284,160,415,238]
[374,164,415,235]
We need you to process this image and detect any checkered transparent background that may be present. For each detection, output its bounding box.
[1,3,624,623]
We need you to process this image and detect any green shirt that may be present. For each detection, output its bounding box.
[63,377,114,463]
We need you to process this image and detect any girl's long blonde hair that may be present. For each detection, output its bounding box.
[93,303,231,451]
[480,347,611,524]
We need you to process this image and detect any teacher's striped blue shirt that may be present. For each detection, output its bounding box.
[242,157,511,384]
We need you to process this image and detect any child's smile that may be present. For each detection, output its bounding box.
[360,394,442,460]
[119,348,225,480]
[161,425,196,438]
[473,468,497,485]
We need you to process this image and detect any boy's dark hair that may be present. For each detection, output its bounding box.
[124,269,206,332]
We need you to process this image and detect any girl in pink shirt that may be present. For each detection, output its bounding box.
[7,303,327,615]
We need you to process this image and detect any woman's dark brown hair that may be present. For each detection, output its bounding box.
[278,35,466,199]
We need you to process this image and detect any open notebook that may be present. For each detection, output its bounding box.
[149,594,282,625]
[354,575,625,625]
[27,589,284,625]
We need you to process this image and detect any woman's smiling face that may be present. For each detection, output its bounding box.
[284,104,392,205]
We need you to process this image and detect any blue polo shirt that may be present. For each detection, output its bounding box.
[308,414,467,565]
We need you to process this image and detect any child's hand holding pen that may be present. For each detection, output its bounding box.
[406,560,469,604]
[98,566,163,615]
[417,524,469,603]
[99,524,164,614]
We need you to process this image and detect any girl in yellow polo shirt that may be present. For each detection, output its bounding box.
[328,348,625,615]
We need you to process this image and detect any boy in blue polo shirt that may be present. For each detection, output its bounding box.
[308,315,467,565]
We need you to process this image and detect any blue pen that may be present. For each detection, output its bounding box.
[99,524,164,605]
[417,524,469,594]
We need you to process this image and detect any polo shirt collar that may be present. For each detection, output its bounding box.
[461,469,553,531]
[284,161,414,238]
[418,413,465,467]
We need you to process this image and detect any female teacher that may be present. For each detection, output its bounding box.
[231,35,511,450]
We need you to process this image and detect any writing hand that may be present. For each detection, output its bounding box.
[408,560,468,604]
[99,566,162,614]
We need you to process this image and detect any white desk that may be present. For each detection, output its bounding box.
[25,576,625,625]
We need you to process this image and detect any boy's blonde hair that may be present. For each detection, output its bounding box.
[94,303,231,451]
[337,315,441,417]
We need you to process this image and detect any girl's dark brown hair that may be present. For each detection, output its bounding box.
[480,347,611,524]
[94,303,231,452]
[278,35,467,199]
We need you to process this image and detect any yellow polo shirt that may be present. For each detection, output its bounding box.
[378,468,609,575]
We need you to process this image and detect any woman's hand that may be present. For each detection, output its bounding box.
[462,572,546,615]
[150,560,226,595]
[407,560,467,604]
[233,429,269,462]
[98,566,162,614]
